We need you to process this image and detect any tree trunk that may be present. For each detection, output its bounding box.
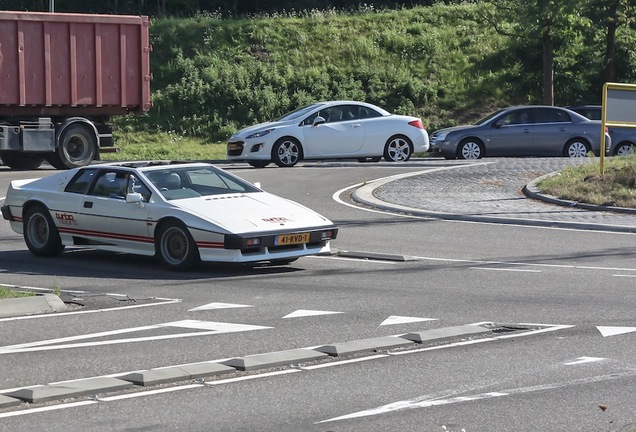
[542,29,554,105]
[603,0,618,83]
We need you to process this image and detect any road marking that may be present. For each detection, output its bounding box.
[317,371,636,424]
[613,274,636,278]
[0,400,96,419]
[188,302,253,312]
[563,357,605,365]
[597,326,636,337]
[380,316,438,326]
[283,310,343,318]
[470,267,542,273]
[0,320,272,354]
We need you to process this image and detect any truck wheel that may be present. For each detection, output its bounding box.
[49,125,97,169]
[0,152,45,170]
[23,205,65,256]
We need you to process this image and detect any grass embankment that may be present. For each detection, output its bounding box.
[0,286,35,300]
[537,155,636,208]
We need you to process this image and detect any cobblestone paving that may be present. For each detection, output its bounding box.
[370,158,636,231]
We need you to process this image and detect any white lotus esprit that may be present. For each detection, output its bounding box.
[227,101,429,167]
[1,161,338,270]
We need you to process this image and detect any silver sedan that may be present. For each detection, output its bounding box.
[429,106,610,159]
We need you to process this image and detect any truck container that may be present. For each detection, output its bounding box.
[0,11,152,169]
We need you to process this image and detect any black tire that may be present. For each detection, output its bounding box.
[248,160,271,168]
[48,124,97,169]
[457,138,484,159]
[23,205,65,256]
[272,137,302,167]
[155,220,200,271]
[383,135,413,162]
[269,258,299,266]
[564,139,590,158]
[357,157,382,163]
[614,142,635,156]
[0,152,45,170]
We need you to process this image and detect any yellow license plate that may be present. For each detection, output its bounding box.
[275,233,310,246]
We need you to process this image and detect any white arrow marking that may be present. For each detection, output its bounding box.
[597,326,636,337]
[563,357,605,365]
[282,310,343,318]
[188,302,253,312]
[0,320,271,354]
[380,316,438,326]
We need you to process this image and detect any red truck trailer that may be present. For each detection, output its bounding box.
[0,11,151,169]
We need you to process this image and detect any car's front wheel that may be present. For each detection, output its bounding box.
[614,142,635,156]
[384,135,413,162]
[272,137,302,167]
[457,138,484,159]
[23,205,65,256]
[564,139,590,157]
[155,221,200,271]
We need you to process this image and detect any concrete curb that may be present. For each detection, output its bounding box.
[0,323,503,407]
[0,294,67,318]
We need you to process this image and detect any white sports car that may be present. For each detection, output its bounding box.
[1,161,338,270]
[227,101,430,167]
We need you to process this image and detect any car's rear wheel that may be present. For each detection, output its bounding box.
[248,161,270,168]
[23,205,65,256]
[155,220,200,271]
[384,135,413,162]
[614,142,635,156]
[564,139,590,157]
[0,152,45,170]
[457,138,484,159]
[272,137,302,167]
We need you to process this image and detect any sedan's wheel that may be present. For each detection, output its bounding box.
[0,152,45,170]
[248,160,270,168]
[565,139,590,158]
[23,205,65,256]
[156,221,200,271]
[48,124,97,169]
[384,135,413,162]
[614,142,635,156]
[457,139,483,159]
[272,138,301,167]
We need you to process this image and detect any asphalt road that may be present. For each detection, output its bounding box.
[0,159,635,432]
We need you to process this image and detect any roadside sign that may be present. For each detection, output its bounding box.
[601,82,636,174]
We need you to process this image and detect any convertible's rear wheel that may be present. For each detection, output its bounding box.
[23,205,65,256]
[384,135,413,162]
[272,138,301,167]
[156,221,200,271]
[564,139,590,158]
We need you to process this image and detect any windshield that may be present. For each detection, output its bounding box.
[275,103,326,121]
[143,165,260,201]
[475,109,506,125]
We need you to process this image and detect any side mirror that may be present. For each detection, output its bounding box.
[313,116,326,126]
[253,182,262,189]
[126,192,144,207]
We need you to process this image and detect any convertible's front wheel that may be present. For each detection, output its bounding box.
[156,221,200,271]
[23,205,65,256]
[272,138,302,167]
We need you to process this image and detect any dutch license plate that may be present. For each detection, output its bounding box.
[275,233,310,246]
[228,143,240,150]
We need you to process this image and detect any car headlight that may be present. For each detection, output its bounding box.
[246,129,274,139]
[435,132,448,141]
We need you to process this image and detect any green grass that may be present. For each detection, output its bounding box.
[0,286,35,299]
[537,154,636,208]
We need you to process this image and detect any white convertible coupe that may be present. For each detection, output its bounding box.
[227,101,429,167]
[1,161,338,270]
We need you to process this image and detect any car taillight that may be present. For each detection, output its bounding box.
[408,120,425,130]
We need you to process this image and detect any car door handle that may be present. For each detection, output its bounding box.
[84,201,93,208]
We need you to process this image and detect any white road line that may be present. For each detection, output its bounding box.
[300,354,389,370]
[470,267,542,273]
[0,401,96,419]
[317,371,636,424]
[614,274,636,278]
[310,255,401,264]
[563,357,605,365]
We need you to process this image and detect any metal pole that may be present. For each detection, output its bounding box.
[49,0,54,12]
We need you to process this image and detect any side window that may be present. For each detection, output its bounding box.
[498,110,531,126]
[358,107,382,119]
[302,111,320,126]
[536,108,570,123]
[65,169,97,194]
[89,171,130,199]
[340,105,359,121]
[130,174,151,202]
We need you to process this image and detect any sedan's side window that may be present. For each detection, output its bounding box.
[90,171,130,199]
[65,169,97,194]
[535,108,570,124]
